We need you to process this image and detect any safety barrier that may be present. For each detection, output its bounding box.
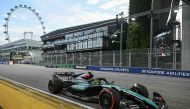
[87,66,190,78]
[0,77,94,109]
[0,61,8,64]
[74,65,87,69]
[55,64,75,69]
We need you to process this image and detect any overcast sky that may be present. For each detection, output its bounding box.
[0,0,129,45]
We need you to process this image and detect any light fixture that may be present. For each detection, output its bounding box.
[174,9,178,13]
[131,17,136,21]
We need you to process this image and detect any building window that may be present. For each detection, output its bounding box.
[79,42,83,49]
[88,40,93,48]
[67,44,70,51]
[92,38,103,48]
[76,43,79,50]
[83,41,87,49]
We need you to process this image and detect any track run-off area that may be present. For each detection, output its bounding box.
[0,64,190,109]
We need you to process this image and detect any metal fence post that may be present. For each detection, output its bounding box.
[89,52,91,65]
[43,55,45,64]
[61,54,63,64]
[113,50,115,66]
[173,45,177,69]
[47,55,49,63]
[72,53,75,65]
[99,50,102,66]
[129,51,131,67]
[51,54,52,64]
[155,48,158,68]
[148,50,150,67]
[55,54,57,64]
[45,55,47,64]
[65,54,67,64]
[79,53,81,65]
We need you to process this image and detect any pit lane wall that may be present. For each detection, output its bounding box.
[0,77,94,109]
[87,66,190,78]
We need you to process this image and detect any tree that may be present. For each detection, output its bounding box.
[127,21,149,49]
[127,0,151,49]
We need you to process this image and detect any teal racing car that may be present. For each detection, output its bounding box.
[48,72,168,109]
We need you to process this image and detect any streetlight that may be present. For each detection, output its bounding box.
[148,0,154,68]
[116,12,124,66]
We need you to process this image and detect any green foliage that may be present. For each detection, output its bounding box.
[127,20,150,49]
[127,0,151,49]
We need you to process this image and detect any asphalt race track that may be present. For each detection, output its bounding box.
[0,64,190,109]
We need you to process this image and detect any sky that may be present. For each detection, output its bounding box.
[0,0,129,45]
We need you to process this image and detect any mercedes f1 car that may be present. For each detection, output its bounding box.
[48,72,168,109]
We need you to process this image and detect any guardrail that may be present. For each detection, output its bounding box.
[0,61,8,64]
[0,76,95,109]
[87,66,190,78]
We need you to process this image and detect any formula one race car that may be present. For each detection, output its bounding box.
[48,71,168,109]
[45,64,58,68]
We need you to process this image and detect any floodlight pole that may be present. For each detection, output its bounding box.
[149,0,154,68]
[117,12,124,66]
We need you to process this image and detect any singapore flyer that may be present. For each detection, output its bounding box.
[3,5,46,42]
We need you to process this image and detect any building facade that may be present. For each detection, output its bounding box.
[0,39,43,64]
[41,19,127,65]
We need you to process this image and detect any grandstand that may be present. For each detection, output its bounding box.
[41,19,127,56]
[0,39,43,64]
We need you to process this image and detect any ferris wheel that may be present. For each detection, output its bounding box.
[3,5,46,42]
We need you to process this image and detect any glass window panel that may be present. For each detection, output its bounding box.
[88,40,93,48]
[93,40,96,48]
[83,41,87,49]
[67,44,70,51]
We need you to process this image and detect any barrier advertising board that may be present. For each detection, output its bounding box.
[87,66,190,78]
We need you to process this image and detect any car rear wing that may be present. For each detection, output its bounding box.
[53,72,75,79]
[153,92,168,109]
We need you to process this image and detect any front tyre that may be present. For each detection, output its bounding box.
[99,88,120,109]
[48,78,63,94]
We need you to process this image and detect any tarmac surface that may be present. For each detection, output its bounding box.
[0,64,190,109]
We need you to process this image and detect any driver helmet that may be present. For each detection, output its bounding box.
[81,71,93,80]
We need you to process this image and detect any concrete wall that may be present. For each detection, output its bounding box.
[182,4,190,70]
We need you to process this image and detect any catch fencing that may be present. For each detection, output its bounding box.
[42,48,181,69]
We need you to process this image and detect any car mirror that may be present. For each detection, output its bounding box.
[111,81,114,84]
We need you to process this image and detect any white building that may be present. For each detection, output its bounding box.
[0,39,43,64]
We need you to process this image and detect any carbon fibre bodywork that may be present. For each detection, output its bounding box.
[48,72,167,109]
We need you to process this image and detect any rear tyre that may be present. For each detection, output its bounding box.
[130,83,149,98]
[99,88,120,109]
[48,78,63,94]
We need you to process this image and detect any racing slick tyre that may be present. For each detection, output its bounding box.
[130,83,149,98]
[48,78,63,94]
[99,88,120,109]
